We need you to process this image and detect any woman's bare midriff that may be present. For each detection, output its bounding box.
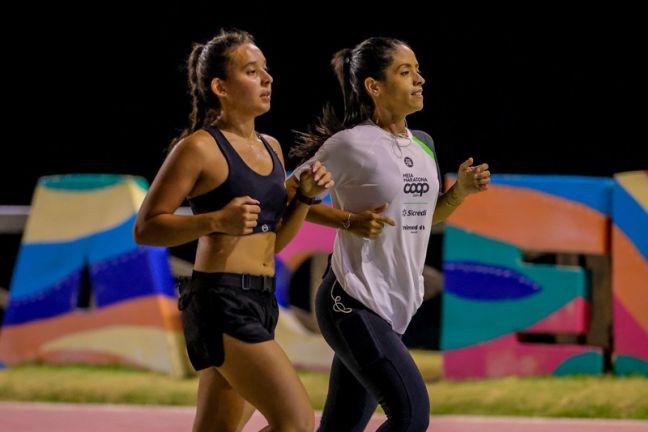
[193,232,276,276]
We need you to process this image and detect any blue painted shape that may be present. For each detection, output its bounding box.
[553,352,603,376]
[3,272,81,325]
[10,241,85,300]
[91,246,175,308]
[274,258,291,308]
[441,227,587,350]
[86,214,139,264]
[444,261,541,300]
[489,174,613,215]
[10,216,139,300]
[4,246,176,325]
[613,181,648,261]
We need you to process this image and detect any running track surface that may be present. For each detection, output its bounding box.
[1,402,646,431]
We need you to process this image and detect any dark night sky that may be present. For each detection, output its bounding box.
[3,4,645,205]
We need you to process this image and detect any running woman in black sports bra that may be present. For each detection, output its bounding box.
[134,29,333,432]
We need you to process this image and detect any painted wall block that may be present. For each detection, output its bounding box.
[442,175,611,379]
[0,175,189,376]
[612,171,648,375]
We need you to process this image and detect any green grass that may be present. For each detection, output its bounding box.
[1,352,647,419]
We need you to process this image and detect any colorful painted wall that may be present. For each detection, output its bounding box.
[3,171,644,378]
[442,172,647,379]
[612,171,648,375]
[0,175,190,377]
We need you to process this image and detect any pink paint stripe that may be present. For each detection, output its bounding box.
[444,334,598,379]
[1,402,646,432]
[276,221,335,264]
[527,297,589,333]
[614,298,648,358]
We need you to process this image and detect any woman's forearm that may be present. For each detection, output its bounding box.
[133,213,215,247]
[432,183,467,225]
[306,204,350,229]
[275,200,312,252]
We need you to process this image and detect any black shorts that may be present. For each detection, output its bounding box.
[178,270,279,371]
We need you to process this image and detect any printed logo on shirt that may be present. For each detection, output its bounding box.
[404,157,414,167]
[402,224,426,233]
[402,173,430,197]
[261,224,269,232]
[403,182,430,197]
[402,209,427,217]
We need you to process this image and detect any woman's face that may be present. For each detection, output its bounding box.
[374,44,425,116]
[219,42,273,116]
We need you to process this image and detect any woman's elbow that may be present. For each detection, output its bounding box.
[133,222,151,245]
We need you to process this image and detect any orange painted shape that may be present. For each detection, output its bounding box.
[0,296,180,364]
[447,184,609,254]
[612,226,648,331]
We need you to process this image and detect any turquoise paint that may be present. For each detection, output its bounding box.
[614,355,648,376]
[553,352,603,376]
[442,227,587,349]
[39,174,147,191]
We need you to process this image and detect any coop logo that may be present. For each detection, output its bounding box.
[404,157,413,167]
[403,182,429,197]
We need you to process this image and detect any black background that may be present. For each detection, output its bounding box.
[3,4,645,205]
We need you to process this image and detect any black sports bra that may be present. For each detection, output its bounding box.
[187,126,287,233]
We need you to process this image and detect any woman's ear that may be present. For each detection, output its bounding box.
[211,78,227,97]
[364,77,380,97]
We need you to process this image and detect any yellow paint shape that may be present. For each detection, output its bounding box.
[41,325,188,377]
[274,309,333,371]
[615,171,648,213]
[24,178,147,242]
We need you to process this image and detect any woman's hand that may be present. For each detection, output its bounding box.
[298,160,335,198]
[209,196,261,235]
[347,203,396,239]
[455,157,490,196]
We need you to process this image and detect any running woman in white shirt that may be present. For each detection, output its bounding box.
[290,37,490,431]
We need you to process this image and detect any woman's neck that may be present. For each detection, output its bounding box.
[372,109,407,135]
[214,112,256,140]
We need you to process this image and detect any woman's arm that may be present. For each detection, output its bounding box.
[134,134,260,246]
[260,135,334,252]
[432,157,490,225]
[307,203,396,239]
[275,160,333,252]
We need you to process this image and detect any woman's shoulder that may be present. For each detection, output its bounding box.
[171,129,219,158]
[326,122,378,146]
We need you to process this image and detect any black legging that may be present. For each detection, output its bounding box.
[315,268,430,432]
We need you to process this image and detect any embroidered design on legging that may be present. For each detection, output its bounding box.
[331,281,352,313]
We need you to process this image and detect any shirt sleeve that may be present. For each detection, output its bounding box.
[290,131,352,188]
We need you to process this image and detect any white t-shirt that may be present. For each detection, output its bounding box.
[294,121,440,333]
